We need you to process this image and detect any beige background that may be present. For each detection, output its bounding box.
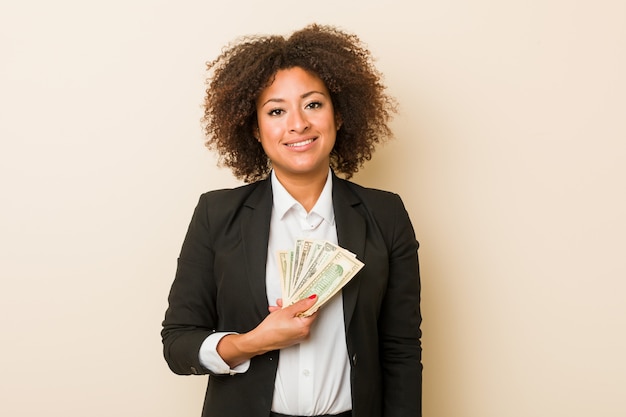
[1,1,625,416]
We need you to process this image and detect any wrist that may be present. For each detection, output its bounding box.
[217,332,267,368]
[238,328,270,357]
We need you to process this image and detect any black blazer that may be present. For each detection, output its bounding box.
[162,173,422,417]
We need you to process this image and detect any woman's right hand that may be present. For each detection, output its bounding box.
[216,295,318,368]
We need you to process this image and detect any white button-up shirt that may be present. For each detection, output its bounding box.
[199,169,352,415]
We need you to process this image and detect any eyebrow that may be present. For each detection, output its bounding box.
[260,90,327,108]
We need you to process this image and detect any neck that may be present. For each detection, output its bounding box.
[275,169,330,212]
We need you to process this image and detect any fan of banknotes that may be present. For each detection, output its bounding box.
[277,239,364,317]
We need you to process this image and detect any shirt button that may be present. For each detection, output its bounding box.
[303,369,310,377]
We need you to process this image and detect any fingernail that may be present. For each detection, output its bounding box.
[308,294,317,299]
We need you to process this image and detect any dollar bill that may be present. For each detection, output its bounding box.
[292,241,339,295]
[277,239,364,314]
[276,250,292,303]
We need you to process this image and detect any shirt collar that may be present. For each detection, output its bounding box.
[271,169,335,224]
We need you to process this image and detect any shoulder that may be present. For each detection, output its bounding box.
[198,178,270,208]
[190,178,271,226]
[334,177,416,242]
[200,179,265,200]
[335,176,405,211]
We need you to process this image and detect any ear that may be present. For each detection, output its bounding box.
[335,113,343,131]
[252,124,261,142]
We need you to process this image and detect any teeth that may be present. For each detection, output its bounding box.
[286,139,314,147]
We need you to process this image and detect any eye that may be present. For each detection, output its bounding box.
[305,101,323,110]
[268,108,284,116]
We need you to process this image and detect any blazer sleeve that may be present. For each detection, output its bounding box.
[161,193,218,376]
[379,194,422,416]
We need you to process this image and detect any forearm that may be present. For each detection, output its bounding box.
[217,295,320,367]
[381,193,422,415]
[216,331,270,368]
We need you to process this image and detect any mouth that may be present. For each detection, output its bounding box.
[285,138,316,148]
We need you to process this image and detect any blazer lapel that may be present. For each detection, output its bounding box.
[240,179,273,318]
[332,176,366,330]
[239,175,366,322]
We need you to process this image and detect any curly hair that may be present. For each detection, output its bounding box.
[202,24,397,182]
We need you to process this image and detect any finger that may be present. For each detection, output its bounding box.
[286,294,317,314]
[268,298,282,310]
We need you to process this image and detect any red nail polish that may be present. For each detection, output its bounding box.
[308,294,317,299]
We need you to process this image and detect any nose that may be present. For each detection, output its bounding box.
[288,109,309,133]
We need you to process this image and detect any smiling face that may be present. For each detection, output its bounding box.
[255,67,339,182]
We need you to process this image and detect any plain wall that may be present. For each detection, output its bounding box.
[1,1,624,416]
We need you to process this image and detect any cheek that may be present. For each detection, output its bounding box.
[258,120,283,140]
[258,132,281,157]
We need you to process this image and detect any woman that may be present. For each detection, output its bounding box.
[162,24,422,417]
